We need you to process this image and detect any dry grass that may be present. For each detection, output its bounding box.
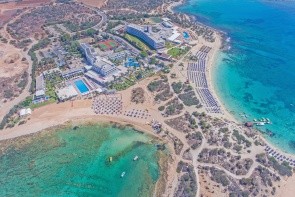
[0,0,52,10]
[76,0,107,8]
[0,44,28,78]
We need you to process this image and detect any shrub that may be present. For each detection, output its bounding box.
[178,91,199,106]
[147,80,161,92]
[158,106,165,111]
[171,82,183,94]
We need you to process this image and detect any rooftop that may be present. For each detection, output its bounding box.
[36,74,45,92]
[127,23,175,43]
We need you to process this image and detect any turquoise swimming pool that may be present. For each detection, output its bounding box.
[74,80,89,94]
[183,32,190,39]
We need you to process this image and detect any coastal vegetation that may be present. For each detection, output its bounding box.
[7,3,101,40]
[131,87,145,104]
[174,161,197,197]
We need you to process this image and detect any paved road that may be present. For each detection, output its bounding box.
[93,10,107,29]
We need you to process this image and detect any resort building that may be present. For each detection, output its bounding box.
[33,74,48,104]
[85,67,127,87]
[52,46,67,67]
[35,74,45,97]
[126,24,165,50]
[162,21,173,28]
[80,43,128,87]
[80,43,97,65]
[108,50,130,62]
[156,53,172,62]
[167,30,181,44]
[61,67,84,79]
[91,58,118,77]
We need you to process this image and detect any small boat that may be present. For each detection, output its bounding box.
[256,122,265,126]
[121,172,126,178]
[133,156,139,161]
[109,157,113,162]
[253,119,257,122]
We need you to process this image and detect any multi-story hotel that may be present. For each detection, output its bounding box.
[126,24,165,50]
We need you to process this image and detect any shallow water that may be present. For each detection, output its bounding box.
[177,0,295,153]
[0,124,162,196]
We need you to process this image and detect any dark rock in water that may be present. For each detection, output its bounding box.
[266,129,275,137]
[73,126,79,130]
[288,141,295,150]
[243,92,253,103]
[156,144,166,151]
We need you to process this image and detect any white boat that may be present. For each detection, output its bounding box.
[121,172,126,178]
[133,155,139,161]
[256,122,265,126]
[253,119,257,122]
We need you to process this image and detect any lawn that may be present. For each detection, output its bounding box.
[168,47,190,59]
[30,99,56,109]
[124,33,151,51]
[150,17,162,23]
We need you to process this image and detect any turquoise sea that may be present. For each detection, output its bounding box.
[176,0,295,153]
[0,124,164,196]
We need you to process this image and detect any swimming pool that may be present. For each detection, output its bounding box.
[74,80,89,94]
[183,32,190,39]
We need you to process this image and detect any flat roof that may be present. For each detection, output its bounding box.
[35,90,45,97]
[36,75,45,91]
[127,24,170,43]
[168,32,181,41]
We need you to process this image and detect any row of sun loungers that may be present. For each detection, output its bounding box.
[187,60,206,72]
[92,96,122,115]
[123,109,151,119]
[265,146,295,166]
[199,46,212,53]
[187,72,208,88]
[196,88,222,113]
[187,46,221,114]
[195,51,208,60]
[195,46,212,60]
